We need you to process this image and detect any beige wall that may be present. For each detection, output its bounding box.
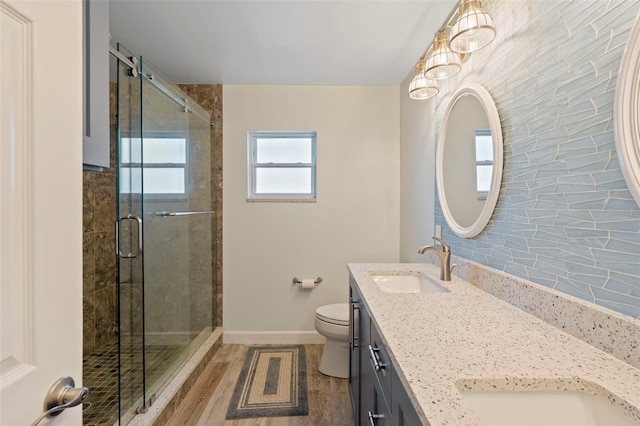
[223,85,400,335]
[399,74,437,263]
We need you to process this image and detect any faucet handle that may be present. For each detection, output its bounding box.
[432,236,450,252]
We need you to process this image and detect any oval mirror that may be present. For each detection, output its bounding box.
[614,12,640,207]
[436,84,503,238]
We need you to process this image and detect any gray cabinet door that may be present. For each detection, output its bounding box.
[392,368,422,426]
[349,280,361,425]
[358,300,373,424]
[367,377,391,426]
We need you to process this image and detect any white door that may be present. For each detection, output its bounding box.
[1,0,83,425]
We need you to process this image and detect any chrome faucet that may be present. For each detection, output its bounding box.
[418,237,451,281]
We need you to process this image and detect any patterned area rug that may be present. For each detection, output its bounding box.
[226,345,309,419]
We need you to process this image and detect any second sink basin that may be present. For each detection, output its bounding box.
[460,389,638,426]
[371,272,450,294]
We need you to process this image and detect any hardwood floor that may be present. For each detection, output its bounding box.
[166,344,353,426]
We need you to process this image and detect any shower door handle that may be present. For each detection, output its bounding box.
[115,214,143,258]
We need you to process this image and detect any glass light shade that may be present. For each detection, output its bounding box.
[408,75,439,100]
[449,0,496,53]
[424,32,461,80]
[408,60,439,100]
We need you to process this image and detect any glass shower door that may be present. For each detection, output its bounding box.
[115,43,146,424]
[138,57,198,404]
[115,48,214,425]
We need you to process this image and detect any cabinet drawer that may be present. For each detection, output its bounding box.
[368,376,391,426]
[369,321,392,410]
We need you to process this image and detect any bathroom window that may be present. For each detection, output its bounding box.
[119,136,187,196]
[247,131,317,201]
[475,129,493,200]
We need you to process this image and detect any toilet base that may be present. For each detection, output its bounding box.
[318,338,349,378]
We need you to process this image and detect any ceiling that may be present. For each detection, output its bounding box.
[109,0,456,86]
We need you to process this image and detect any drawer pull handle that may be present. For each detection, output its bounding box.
[368,344,385,371]
[368,411,384,425]
[350,301,360,350]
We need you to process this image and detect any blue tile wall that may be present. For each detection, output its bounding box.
[434,0,640,319]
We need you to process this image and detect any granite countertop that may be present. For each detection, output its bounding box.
[348,263,640,426]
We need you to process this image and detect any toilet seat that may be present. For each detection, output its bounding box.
[316,303,349,326]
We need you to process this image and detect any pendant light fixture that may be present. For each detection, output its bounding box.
[424,32,461,80]
[449,0,496,53]
[409,60,439,100]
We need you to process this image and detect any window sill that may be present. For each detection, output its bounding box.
[246,197,317,203]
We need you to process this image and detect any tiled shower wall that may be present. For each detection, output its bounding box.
[83,83,118,355]
[82,83,223,356]
[177,84,223,328]
[434,0,640,319]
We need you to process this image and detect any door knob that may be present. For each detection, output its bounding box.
[31,376,89,426]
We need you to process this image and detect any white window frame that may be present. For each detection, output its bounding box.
[247,131,317,201]
[475,128,492,201]
[119,132,189,200]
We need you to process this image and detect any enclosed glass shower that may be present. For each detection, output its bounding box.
[102,44,214,425]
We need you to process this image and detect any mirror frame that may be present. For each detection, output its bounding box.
[436,83,503,238]
[614,12,640,207]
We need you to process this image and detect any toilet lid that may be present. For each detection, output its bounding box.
[316,303,349,326]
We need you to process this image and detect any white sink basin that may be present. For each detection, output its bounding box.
[371,272,450,294]
[461,389,637,426]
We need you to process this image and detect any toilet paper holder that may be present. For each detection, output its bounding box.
[292,277,323,285]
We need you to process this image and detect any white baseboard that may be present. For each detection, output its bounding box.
[223,330,325,344]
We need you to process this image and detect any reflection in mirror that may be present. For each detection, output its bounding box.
[437,84,503,238]
[475,129,493,200]
[442,96,490,228]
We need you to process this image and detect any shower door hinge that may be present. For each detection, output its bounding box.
[135,393,157,414]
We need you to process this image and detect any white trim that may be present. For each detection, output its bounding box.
[614,12,640,208]
[436,83,503,238]
[247,130,318,200]
[223,330,325,344]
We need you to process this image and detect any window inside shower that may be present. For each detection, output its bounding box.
[119,136,188,196]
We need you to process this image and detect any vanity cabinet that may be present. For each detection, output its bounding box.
[349,276,421,425]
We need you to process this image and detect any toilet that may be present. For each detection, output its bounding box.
[314,303,350,378]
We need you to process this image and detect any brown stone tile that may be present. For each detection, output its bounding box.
[83,171,96,234]
[94,285,117,349]
[93,173,117,232]
[95,232,117,292]
[83,232,96,295]
[107,82,117,174]
[83,293,95,356]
